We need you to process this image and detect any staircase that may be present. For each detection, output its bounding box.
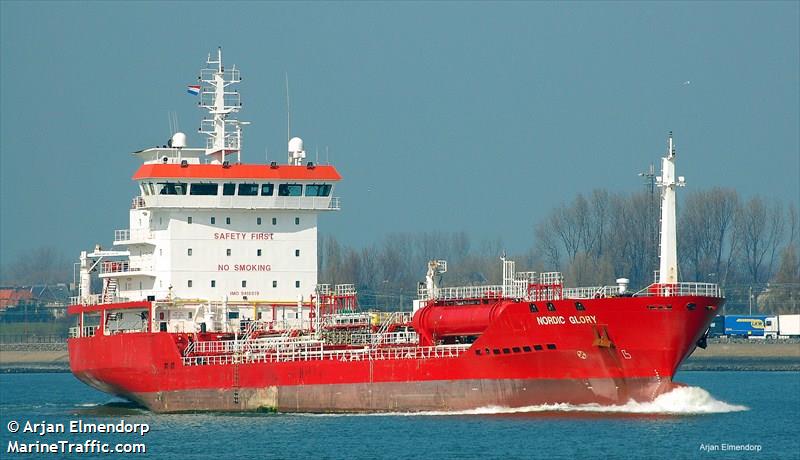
[102,278,118,303]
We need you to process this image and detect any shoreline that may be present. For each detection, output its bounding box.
[2,340,799,373]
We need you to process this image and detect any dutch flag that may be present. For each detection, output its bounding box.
[187,85,201,96]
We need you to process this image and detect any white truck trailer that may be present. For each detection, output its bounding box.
[764,314,800,339]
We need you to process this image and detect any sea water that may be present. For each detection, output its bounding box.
[0,371,797,459]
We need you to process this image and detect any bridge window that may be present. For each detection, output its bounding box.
[272,281,277,288]
[575,302,585,311]
[226,217,231,225]
[295,217,300,225]
[187,248,192,256]
[533,345,543,351]
[278,184,302,196]
[188,216,192,224]
[522,346,532,352]
[295,249,300,257]
[295,281,300,288]
[211,217,216,224]
[238,183,259,196]
[502,348,511,354]
[188,280,193,287]
[223,183,236,195]
[158,182,187,195]
[257,217,262,225]
[529,303,538,313]
[272,217,277,225]
[191,183,218,195]
[305,184,332,197]
[546,302,556,312]
[211,280,216,287]
[227,249,231,256]
[261,184,274,196]
[242,280,247,288]
[546,344,557,350]
[492,349,501,355]
[257,249,262,256]
[512,347,521,353]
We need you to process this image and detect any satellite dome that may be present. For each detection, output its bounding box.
[171,132,187,149]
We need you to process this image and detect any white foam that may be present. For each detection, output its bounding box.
[293,386,748,417]
[441,386,748,415]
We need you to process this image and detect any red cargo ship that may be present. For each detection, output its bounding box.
[67,49,723,412]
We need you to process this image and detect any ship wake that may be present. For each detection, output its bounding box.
[449,386,748,415]
[298,386,747,417]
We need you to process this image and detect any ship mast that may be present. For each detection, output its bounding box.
[198,47,246,164]
[657,132,686,284]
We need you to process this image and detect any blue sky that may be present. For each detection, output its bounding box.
[1,1,798,265]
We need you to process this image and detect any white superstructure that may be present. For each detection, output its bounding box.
[75,49,342,333]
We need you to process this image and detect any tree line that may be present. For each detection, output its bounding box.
[320,188,799,314]
[1,189,796,314]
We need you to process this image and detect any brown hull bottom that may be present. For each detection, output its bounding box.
[116,377,678,413]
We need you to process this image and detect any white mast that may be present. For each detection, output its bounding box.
[657,132,686,284]
[198,47,245,164]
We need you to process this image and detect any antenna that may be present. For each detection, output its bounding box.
[316,145,319,164]
[285,72,291,143]
[265,146,269,163]
[168,112,173,137]
[326,146,330,165]
[172,111,179,134]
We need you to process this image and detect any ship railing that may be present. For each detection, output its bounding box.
[418,284,524,302]
[351,331,419,346]
[189,336,321,355]
[181,344,469,366]
[334,284,357,296]
[69,294,130,306]
[634,282,723,298]
[101,261,135,274]
[131,196,146,209]
[563,285,621,299]
[328,197,341,210]
[321,312,372,328]
[368,311,415,346]
[69,326,98,338]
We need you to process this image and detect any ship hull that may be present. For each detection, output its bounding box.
[119,377,674,413]
[69,295,721,413]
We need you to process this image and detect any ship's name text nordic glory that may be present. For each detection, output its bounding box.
[536,315,597,326]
